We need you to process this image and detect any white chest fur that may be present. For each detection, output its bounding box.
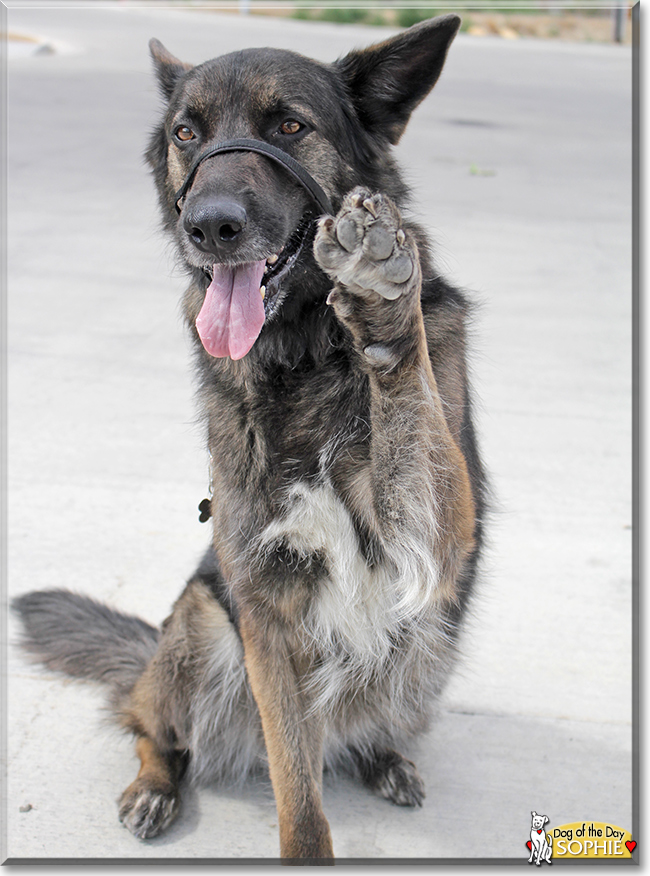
[258,482,439,662]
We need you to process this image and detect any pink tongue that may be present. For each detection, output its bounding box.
[196,260,267,360]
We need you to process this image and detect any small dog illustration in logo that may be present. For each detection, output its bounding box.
[528,812,553,865]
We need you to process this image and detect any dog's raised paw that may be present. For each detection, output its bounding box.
[118,778,180,840]
[314,187,417,300]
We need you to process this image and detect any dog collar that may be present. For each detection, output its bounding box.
[174,138,334,216]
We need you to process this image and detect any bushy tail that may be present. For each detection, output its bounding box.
[12,589,159,698]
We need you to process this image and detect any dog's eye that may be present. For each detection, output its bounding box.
[174,126,195,142]
[280,120,303,136]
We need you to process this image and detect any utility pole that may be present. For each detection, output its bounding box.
[613,2,626,42]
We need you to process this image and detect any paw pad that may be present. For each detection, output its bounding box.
[314,187,417,300]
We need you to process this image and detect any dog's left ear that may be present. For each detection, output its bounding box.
[336,14,461,145]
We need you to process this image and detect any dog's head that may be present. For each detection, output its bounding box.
[531,812,549,831]
[146,16,460,360]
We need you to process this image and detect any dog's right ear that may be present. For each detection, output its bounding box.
[149,38,192,100]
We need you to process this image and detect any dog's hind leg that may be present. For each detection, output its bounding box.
[118,737,187,839]
[350,746,425,807]
[115,573,263,839]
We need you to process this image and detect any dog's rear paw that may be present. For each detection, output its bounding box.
[119,778,180,840]
[314,187,418,300]
[375,755,425,807]
[357,748,425,807]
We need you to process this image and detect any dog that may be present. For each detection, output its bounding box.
[529,812,553,865]
[13,15,486,861]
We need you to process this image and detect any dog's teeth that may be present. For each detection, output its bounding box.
[267,254,279,265]
[260,285,266,299]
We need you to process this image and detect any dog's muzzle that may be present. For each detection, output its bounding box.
[174,138,334,217]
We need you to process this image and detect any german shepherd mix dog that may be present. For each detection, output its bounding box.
[14,14,486,862]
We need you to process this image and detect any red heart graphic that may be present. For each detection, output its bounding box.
[626,841,636,853]
[537,829,543,834]
[526,841,532,850]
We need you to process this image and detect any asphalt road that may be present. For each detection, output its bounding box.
[4,3,634,864]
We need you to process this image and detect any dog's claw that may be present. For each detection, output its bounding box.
[363,197,379,218]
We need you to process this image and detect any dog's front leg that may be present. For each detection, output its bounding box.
[238,610,334,864]
[315,188,476,598]
[528,840,536,864]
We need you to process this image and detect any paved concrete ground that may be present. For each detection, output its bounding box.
[4,3,634,865]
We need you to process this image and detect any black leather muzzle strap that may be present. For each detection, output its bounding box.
[174,138,334,217]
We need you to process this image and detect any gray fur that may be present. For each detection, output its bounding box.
[12,590,159,698]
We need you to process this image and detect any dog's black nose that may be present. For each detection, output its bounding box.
[183,200,247,256]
